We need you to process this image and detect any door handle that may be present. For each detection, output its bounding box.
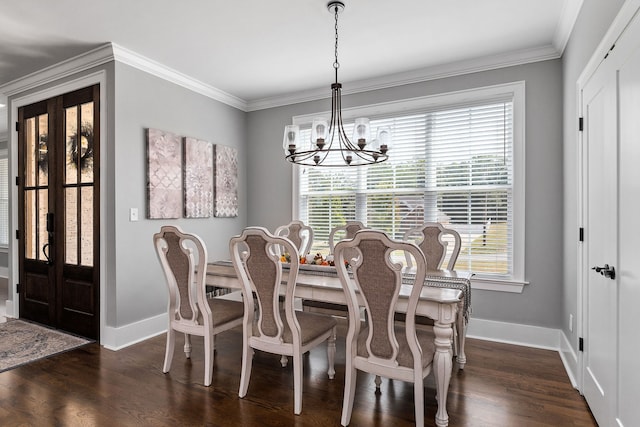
[43,212,54,266]
[591,264,615,280]
[42,242,53,266]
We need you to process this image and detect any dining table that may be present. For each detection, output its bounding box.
[206,260,472,427]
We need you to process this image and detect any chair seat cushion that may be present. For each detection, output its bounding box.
[207,298,245,326]
[357,325,435,368]
[253,311,337,345]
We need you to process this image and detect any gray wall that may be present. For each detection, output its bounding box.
[561,1,625,351]
[110,62,247,327]
[247,59,564,328]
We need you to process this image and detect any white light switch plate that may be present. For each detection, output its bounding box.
[130,208,139,222]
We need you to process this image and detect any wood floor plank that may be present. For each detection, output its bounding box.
[0,324,596,426]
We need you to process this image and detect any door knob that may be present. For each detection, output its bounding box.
[591,264,615,280]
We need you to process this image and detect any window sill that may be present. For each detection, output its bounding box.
[471,276,528,293]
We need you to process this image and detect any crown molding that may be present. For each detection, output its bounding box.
[246,44,560,111]
[110,43,248,111]
[552,0,584,54]
[0,42,248,112]
[0,44,115,97]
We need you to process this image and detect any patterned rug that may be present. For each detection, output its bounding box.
[0,319,91,372]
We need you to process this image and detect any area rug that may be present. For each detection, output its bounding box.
[0,319,91,373]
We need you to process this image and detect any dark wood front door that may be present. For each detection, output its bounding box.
[18,85,100,340]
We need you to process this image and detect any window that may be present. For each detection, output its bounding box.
[293,82,525,289]
[0,148,7,248]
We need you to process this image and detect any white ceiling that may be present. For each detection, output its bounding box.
[0,0,582,135]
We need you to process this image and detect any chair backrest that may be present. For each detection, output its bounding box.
[153,225,211,327]
[328,221,366,254]
[274,220,313,256]
[230,227,302,346]
[334,229,427,369]
[403,222,461,270]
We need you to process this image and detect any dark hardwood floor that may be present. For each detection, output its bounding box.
[0,321,596,426]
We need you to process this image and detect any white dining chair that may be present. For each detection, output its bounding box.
[230,226,337,415]
[334,229,441,427]
[403,222,462,270]
[153,225,244,387]
[274,220,314,256]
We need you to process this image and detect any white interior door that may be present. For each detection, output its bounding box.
[581,8,640,426]
[616,16,640,426]
[581,50,618,427]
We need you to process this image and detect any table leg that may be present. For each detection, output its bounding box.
[456,300,467,369]
[433,321,453,427]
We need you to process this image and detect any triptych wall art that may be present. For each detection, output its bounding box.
[146,128,238,219]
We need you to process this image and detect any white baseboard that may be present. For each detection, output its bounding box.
[559,331,580,389]
[101,311,580,388]
[466,317,562,350]
[101,313,167,351]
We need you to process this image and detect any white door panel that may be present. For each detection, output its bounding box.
[617,28,640,427]
[582,61,618,426]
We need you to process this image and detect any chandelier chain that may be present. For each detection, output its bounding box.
[333,5,340,71]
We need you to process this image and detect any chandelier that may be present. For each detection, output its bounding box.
[283,1,391,167]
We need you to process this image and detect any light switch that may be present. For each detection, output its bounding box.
[130,208,139,222]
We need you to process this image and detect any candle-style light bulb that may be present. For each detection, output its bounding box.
[353,118,370,149]
[312,118,328,149]
[283,125,300,155]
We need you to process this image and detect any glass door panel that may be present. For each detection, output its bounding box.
[80,102,94,184]
[81,187,93,266]
[64,99,95,267]
[65,187,77,265]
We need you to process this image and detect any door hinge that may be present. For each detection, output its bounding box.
[15,230,19,240]
[604,43,616,59]
[578,117,584,132]
[15,122,19,132]
[579,337,584,352]
[16,283,21,294]
[15,176,19,186]
[579,227,584,242]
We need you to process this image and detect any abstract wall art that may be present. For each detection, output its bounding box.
[147,128,183,219]
[183,137,213,218]
[214,144,238,217]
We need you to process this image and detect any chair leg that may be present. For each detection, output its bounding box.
[413,378,425,427]
[293,351,303,415]
[341,363,357,426]
[327,326,337,379]
[183,333,192,359]
[374,375,382,390]
[239,339,253,398]
[203,333,214,387]
[163,328,175,373]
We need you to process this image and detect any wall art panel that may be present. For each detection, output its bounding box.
[214,144,238,217]
[183,137,213,218]
[147,128,182,219]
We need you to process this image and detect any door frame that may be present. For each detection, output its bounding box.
[7,71,108,341]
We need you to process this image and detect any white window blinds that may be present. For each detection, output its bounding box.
[297,99,514,278]
[0,154,8,247]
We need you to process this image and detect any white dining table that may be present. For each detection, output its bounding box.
[206,260,469,427]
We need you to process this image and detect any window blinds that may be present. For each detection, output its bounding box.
[0,157,8,246]
[297,100,513,277]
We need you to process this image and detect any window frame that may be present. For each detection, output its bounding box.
[291,81,527,293]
